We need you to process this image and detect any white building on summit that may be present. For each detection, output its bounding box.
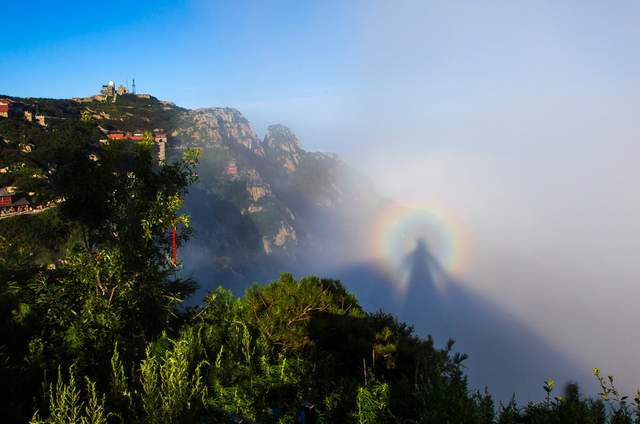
[100,81,115,97]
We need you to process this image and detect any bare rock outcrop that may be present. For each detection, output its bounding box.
[175,108,264,155]
[262,124,303,172]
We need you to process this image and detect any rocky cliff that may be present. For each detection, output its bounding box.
[174,108,264,154]
[263,124,303,172]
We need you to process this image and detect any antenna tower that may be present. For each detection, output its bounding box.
[132,78,136,95]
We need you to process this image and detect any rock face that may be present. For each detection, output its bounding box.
[263,124,303,172]
[247,185,269,202]
[171,117,310,254]
[273,222,297,247]
[168,109,380,292]
[175,108,264,155]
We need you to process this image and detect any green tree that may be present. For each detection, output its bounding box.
[0,116,199,421]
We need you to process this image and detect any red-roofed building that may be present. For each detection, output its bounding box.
[104,129,167,163]
[227,161,238,175]
[107,130,126,140]
[0,99,34,121]
[129,130,144,141]
[0,187,12,207]
[0,187,31,215]
[0,99,11,118]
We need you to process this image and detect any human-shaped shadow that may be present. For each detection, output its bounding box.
[337,238,593,402]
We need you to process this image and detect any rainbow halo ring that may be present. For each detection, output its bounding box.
[370,201,471,294]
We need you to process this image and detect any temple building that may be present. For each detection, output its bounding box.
[105,128,167,163]
[0,98,27,119]
[227,160,238,175]
[153,129,167,162]
[0,187,31,216]
[0,99,10,118]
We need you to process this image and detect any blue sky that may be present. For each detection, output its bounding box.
[0,1,359,108]
[2,0,638,147]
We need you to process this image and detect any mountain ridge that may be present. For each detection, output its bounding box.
[0,91,382,292]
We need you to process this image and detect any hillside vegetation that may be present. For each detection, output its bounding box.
[2,93,380,289]
[0,99,639,423]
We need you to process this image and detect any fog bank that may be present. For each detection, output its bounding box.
[198,0,640,400]
[333,1,640,399]
[242,1,640,399]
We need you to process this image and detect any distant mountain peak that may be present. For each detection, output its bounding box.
[263,124,302,172]
[179,107,264,154]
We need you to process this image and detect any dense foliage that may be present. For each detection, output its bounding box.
[1,115,639,423]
